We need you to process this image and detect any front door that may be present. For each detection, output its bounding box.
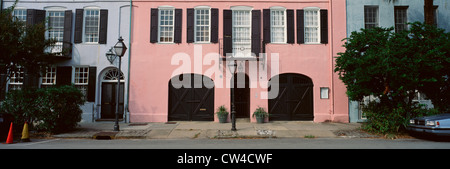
[168,74,215,121]
[268,73,314,121]
[232,73,250,118]
[101,82,124,119]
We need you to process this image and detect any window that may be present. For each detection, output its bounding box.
[41,67,57,88]
[159,8,175,43]
[304,7,320,43]
[270,7,286,43]
[74,67,89,100]
[84,8,100,43]
[195,8,210,43]
[13,8,27,22]
[232,7,252,57]
[47,10,65,53]
[394,6,408,33]
[364,6,378,29]
[9,67,24,91]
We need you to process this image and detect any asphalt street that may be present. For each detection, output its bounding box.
[2,137,450,149]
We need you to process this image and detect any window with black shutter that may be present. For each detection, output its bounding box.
[174,9,182,43]
[87,67,97,102]
[320,9,328,44]
[222,10,232,56]
[210,8,219,43]
[74,9,84,43]
[286,9,295,44]
[251,10,261,57]
[56,66,72,86]
[263,9,270,44]
[186,8,194,43]
[63,10,73,56]
[99,9,108,44]
[150,8,158,43]
[297,9,304,44]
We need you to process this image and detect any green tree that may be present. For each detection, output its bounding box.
[335,22,449,133]
[0,1,57,92]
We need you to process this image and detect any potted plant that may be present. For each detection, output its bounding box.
[253,107,268,123]
[216,105,229,123]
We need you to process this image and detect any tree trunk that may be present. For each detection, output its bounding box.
[424,0,434,25]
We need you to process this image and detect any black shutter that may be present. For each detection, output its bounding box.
[0,73,6,101]
[22,68,39,90]
[174,9,182,43]
[210,8,219,43]
[63,10,73,56]
[186,8,194,43]
[286,9,295,44]
[87,67,97,102]
[35,10,46,25]
[263,9,270,44]
[150,8,158,43]
[297,9,304,44]
[74,9,84,44]
[251,10,261,57]
[26,9,34,25]
[320,9,328,44]
[26,9,45,25]
[56,66,72,86]
[99,9,108,44]
[223,10,232,56]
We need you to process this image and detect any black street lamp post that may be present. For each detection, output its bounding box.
[105,37,127,131]
[228,60,237,131]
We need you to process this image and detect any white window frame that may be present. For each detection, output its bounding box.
[394,6,408,33]
[74,66,89,100]
[82,7,101,44]
[8,67,24,91]
[194,6,211,43]
[13,7,27,22]
[158,6,175,43]
[231,6,253,58]
[364,6,379,29]
[304,7,321,44]
[41,67,57,88]
[46,7,66,54]
[270,6,287,44]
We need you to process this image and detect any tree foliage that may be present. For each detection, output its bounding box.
[0,1,57,90]
[335,22,449,113]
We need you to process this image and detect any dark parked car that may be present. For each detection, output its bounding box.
[407,113,450,136]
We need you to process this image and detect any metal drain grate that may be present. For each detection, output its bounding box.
[93,132,118,140]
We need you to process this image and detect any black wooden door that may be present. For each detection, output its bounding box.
[268,74,313,121]
[101,82,124,119]
[232,73,250,118]
[168,74,214,121]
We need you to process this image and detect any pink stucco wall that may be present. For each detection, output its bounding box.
[129,0,349,123]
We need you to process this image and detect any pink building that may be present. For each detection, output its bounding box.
[129,0,348,123]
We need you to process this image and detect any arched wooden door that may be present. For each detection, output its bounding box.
[168,74,214,121]
[268,73,314,121]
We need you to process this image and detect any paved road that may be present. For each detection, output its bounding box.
[2,138,450,149]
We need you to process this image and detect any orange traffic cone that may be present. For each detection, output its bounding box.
[21,122,30,142]
[4,122,14,144]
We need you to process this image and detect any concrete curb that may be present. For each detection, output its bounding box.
[49,121,371,140]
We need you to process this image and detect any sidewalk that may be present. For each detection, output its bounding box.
[51,121,378,139]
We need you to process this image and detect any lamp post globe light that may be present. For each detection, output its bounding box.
[106,47,117,64]
[227,59,238,131]
[105,36,127,131]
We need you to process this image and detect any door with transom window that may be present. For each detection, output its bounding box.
[100,69,125,119]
